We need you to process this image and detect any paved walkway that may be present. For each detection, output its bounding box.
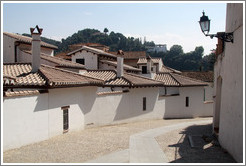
[86,119,212,163]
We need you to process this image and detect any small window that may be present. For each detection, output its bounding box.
[203,88,206,101]
[186,97,189,107]
[142,66,147,74]
[61,106,70,133]
[143,97,146,111]
[76,58,85,65]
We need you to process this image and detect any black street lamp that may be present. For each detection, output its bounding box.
[199,11,233,43]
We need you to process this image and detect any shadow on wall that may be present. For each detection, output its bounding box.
[33,87,97,113]
[168,124,236,163]
[113,88,158,121]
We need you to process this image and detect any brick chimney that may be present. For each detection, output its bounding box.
[30,25,43,72]
[117,50,124,77]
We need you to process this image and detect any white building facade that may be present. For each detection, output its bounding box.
[213,3,243,163]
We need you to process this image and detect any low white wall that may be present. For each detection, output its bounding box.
[3,87,97,151]
[163,86,213,119]
[3,93,49,151]
[85,87,165,126]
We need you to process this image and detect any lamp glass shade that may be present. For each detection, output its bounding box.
[199,11,210,34]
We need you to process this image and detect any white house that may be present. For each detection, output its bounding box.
[213,3,243,163]
[3,29,57,63]
[68,46,141,73]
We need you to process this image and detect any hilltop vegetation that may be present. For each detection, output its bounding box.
[23,28,215,71]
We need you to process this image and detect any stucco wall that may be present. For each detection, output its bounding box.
[213,3,243,162]
[3,87,97,151]
[3,35,16,63]
[72,50,98,69]
[3,93,49,151]
[85,87,165,126]
[163,86,213,118]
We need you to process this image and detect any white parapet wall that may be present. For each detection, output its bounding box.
[162,86,213,119]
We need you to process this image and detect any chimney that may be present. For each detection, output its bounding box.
[146,55,152,74]
[30,25,43,72]
[117,50,124,77]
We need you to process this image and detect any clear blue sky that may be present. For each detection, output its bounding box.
[2,2,227,55]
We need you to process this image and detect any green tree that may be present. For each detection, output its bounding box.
[103,28,109,35]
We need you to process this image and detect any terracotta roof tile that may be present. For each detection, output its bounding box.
[3,63,46,86]
[3,74,16,85]
[123,73,163,87]
[100,60,141,72]
[154,73,180,86]
[159,66,182,74]
[171,73,208,86]
[154,72,208,87]
[39,65,103,87]
[137,58,161,64]
[3,63,103,88]
[180,71,214,82]
[83,70,116,81]
[4,90,40,97]
[4,32,58,49]
[109,51,146,59]
[82,70,163,87]
[68,46,116,59]
[24,51,85,69]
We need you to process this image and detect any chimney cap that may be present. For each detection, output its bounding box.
[30,25,43,35]
[146,55,152,61]
[117,50,124,57]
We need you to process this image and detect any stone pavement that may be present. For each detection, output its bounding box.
[86,119,212,163]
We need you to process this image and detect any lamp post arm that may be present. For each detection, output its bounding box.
[205,32,233,43]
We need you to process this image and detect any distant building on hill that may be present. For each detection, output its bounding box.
[147,44,167,53]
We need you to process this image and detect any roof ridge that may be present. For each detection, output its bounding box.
[40,64,103,83]
[172,73,208,84]
[167,73,181,86]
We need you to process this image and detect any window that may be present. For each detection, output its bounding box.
[142,66,147,74]
[143,97,146,111]
[204,88,206,101]
[186,97,189,107]
[61,106,70,133]
[76,58,85,65]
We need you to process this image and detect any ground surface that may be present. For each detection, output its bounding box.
[3,117,236,163]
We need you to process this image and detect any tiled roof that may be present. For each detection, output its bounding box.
[171,73,208,86]
[4,90,40,97]
[83,70,116,81]
[68,46,116,59]
[3,63,103,88]
[159,66,182,74]
[39,65,103,87]
[180,71,214,82]
[24,50,85,69]
[109,51,146,59]
[123,73,163,87]
[3,74,16,85]
[154,73,179,86]
[100,60,141,72]
[54,52,71,60]
[3,63,46,87]
[154,73,208,87]
[82,70,163,87]
[137,58,161,64]
[3,32,58,49]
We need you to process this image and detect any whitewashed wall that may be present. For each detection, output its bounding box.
[213,3,243,162]
[3,87,97,151]
[3,35,16,63]
[72,50,98,69]
[85,87,165,126]
[162,86,213,118]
